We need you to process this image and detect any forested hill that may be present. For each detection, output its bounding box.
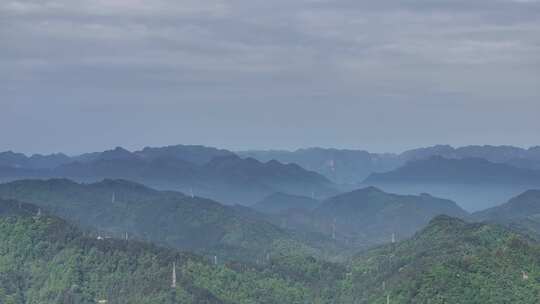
[269,187,468,249]
[470,190,540,241]
[0,179,341,263]
[0,198,40,217]
[2,199,540,303]
[345,215,540,303]
[0,208,347,304]
[471,190,540,222]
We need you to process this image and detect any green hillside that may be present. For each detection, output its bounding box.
[344,215,540,303]
[0,179,340,263]
[0,203,348,304]
[2,197,540,303]
[470,189,540,241]
[273,187,468,249]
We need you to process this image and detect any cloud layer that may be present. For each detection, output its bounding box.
[1,0,539,153]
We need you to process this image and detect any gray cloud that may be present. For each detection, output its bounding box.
[1,0,539,154]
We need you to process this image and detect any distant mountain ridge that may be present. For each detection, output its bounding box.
[472,190,540,221]
[239,148,401,184]
[252,192,320,214]
[240,145,540,183]
[3,144,540,185]
[264,186,468,249]
[3,144,540,206]
[0,145,336,205]
[0,151,71,169]
[363,156,540,211]
[469,190,540,241]
[365,156,540,185]
[402,144,540,167]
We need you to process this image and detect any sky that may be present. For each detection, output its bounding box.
[1,0,539,155]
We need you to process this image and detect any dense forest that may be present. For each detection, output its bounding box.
[0,179,344,263]
[0,209,344,304]
[2,196,540,303]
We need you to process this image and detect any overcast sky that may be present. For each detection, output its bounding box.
[1,0,539,155]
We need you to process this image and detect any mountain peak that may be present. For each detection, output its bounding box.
[96,147,137,161]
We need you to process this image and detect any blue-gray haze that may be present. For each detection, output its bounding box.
[1,0,539,154]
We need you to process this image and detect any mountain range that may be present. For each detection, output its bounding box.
[257,186,468,249]
[4,143,540,186]
[0,145,336,205]
[365,156,540,185]
[0,204,347,304]
[0,179,341,263]
[363,156,540,211]
[470,189,540,240]
[3,200,539,303]
[0,177,478,261]
[240,145,540,184]
[251,192,320,214]
[2,143,540,214]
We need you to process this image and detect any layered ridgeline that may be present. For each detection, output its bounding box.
[0,202,347,304]
[251,192,320,214]
[363,156,540,211]
[3,144,539,205]
[0,145,233,169]
[471,190,540,240]
[0,145,336,205]
[256,187,468,249]
[3,144,540,192]
[239,148,402,185]
[341,215,540,304]
[240,145,540,184]
[0,179,341,263]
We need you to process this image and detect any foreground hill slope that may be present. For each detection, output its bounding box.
[346,215,540,303]
[2,199,539,304]
[0,179,339,262]
[0,205,347,304]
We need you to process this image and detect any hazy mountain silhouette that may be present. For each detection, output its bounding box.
[0,178,339,262]
[0,151,71,169]
[472,190,540,222]
[469,190,540,240]
[252,192,320,214]
[270,186,467,249]
[363,156,540,211]
[241,145,540,184]
[239,148,402,184]
[365,156,540,185]
[0,146,336,205]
